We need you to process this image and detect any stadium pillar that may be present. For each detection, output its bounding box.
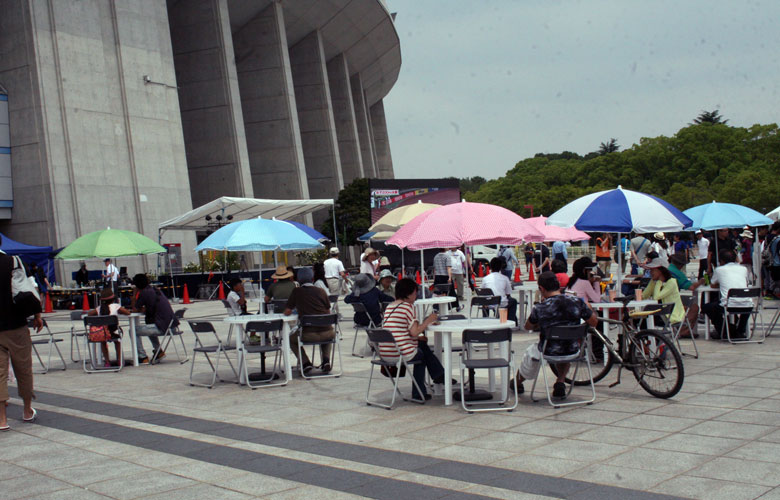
[327,54,364,185]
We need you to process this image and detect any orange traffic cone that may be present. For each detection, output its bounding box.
[415,270,421,285]
[182,284,191,304]
[44,293,53,313]
[82,292,89,311]
[218,281,225,300]
[528,265,536,281]
[513,268,521,283]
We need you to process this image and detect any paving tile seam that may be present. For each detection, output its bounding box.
[7,403,505,500]
[8,394,683,500]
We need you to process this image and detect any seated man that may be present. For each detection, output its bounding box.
[344,273,394,327]
[226,278,247,316]
[702,249,752,339]
[513,272,598,397]
[265,265,297,306]
[284,267,335,374]
[132,273,177,363]
[480,257,518,325]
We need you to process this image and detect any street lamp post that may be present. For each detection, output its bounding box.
[523,204,534,218]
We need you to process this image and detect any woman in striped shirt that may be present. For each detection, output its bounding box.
[381,278,445,401]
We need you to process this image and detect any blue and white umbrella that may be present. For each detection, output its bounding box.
[682,201,773,231]
[195,218,323,252]
[283,220,328,242]
[547,186,692,233]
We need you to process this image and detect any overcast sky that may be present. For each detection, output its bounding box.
[383,0,780,181]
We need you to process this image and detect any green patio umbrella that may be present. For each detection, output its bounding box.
[55,228,166,260]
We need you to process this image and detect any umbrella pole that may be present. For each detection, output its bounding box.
[617,233,622,296]
[420,249,425,287]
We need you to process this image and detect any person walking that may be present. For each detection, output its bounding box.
[323,247,349,295]
[1,242,42,430]
[448,246,468,302]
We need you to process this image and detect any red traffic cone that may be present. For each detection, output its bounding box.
[182,284,191,304]
[218,281,226,300]
[82,292,89,311]
[398,271,403,281]
[513,267,521,283]
[478,263,484,277]
[528,265,536,281]
[44,293,53,313]
[415,270,421,285]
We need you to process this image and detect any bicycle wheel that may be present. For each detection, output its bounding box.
[630,330,684,399]
[551,330,614,386]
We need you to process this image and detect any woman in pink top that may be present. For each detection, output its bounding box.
[567,257,603,304]
[381,278,444,401]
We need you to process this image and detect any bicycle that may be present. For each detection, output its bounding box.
[552,296,685,399]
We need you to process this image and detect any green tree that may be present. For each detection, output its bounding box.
[320,178,370,244]
[598,138,620,155]
[693,110,728,125]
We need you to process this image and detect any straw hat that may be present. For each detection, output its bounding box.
[271,265,293,279]
[653,232,665,241]
[329,247,340,255]
[740,228,753,239]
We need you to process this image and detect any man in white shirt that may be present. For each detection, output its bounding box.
[695,231,710,279]
[323,247,348,295]
[702,249,751,338]
[102,258,119,295]
[480,257,518,325]
[448,247,468,301]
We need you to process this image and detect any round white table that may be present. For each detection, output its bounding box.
[223,313,298,384]
[426,318,510,406]
[414,296,456,320]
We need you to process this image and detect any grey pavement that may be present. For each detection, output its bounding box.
[3,293,780,499]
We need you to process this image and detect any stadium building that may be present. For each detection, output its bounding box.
[0,0,399,277]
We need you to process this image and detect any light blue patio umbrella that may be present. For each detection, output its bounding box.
[682,201,773,231]
[195,218,324,252]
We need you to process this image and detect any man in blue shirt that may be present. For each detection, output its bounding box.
[551,241,568,273]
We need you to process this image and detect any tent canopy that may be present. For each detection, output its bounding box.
[0,232,55,282]
[159,197,334,232]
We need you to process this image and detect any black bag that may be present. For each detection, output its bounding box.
[380,364,407,378]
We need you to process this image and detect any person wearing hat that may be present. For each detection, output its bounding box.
[102,258,119,296]
[283,267,335,373]
[360,248,380,279]
[640,257,685,325]
[345,273,394,327]
[651,232,670,266]
[323,247,348,295]
[264,265,297,305]
[739,227,754,283]
[87,287,130,366]
[377,269,396,296]
[567,256,602,304]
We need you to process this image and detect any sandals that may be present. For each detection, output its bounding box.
[22,408,37,423]
[0,424,9,432]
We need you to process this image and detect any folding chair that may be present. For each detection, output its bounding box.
[762,299,779,338]
[350,302,377,358]
[82,316,123,373]
[530,323,596,408]
[69,310,86,363]
[670,296,699,358]
[240,320,286,389]
[469,295,500,319]
[187,320,238,388]
[721,287,764,344]
[364,328,425,410]
[459,328,518,413]
[297,314,342,379]
[432,283,452,296]
[28,318,67,374]
[151,309,189,364]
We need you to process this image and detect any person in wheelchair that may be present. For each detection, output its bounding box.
[512,272,598,398]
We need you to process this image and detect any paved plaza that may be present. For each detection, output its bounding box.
[3,296,780,500]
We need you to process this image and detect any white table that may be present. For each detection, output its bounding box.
[589,299,659,340]
[426,318,509,406]
[414,296,455,320]
[223,314,298,384]
[691,285,717,339]
[516,283,538,326]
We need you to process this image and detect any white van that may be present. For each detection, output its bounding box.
[470,245,498,268]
